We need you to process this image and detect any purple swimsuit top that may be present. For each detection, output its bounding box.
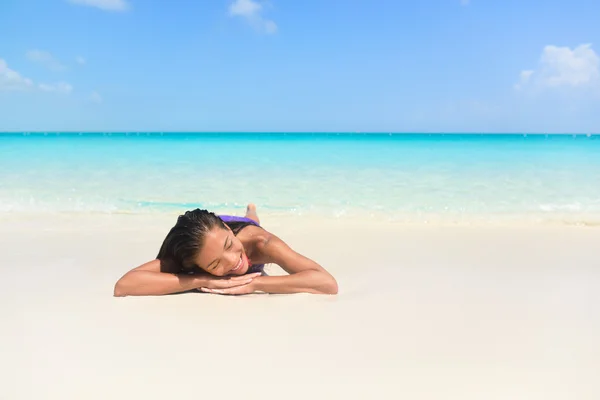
[218,215,260,225]
[218,215,265,275]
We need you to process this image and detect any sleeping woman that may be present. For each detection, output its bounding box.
[113,204,338,296]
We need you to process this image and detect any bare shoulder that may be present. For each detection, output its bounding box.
[234,225,270,245]
[238,224,296,260]
[127,258,181,274]
[236,225,274,259]
[131,258,161,272]
[247,227,326,275]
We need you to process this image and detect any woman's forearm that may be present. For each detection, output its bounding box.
[113,271,205,297]
[252,270,338,295]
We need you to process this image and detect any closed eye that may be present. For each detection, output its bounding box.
[207,236,233,271]
[209,260,220,271]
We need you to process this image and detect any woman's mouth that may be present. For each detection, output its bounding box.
[230,256,243,273]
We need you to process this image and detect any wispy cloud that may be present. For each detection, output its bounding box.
[516,44,599,90]
[26,50,67,71]
[229,0,277,34]
[0,59,34,91]
[514,70,534,91]
[90,91,103,103]
[1,58,73,94]
[67,0,129,12]
[39,82,73,94]
[76,56,86,65]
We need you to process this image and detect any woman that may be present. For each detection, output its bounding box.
[113,204,338,296]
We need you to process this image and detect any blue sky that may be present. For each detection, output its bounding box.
[1,0,599,133]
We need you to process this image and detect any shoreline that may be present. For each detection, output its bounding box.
[2,210,600,229]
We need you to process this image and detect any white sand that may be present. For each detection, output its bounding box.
[2,213,599,399]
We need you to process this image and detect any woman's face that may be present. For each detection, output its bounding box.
[194,226,250,276]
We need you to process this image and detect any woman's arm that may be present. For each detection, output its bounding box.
[252,270,337,295]
[253,233,338,294]
[202,233,338,295]
[113,259,260,297]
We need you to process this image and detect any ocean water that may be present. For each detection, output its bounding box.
[1,132,599,224]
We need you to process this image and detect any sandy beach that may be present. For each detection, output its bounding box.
[1,213,598,399]
[3,0,600,396]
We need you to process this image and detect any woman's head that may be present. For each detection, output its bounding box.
[157,209,251,276]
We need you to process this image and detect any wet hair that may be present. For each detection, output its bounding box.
[156,208,227,273]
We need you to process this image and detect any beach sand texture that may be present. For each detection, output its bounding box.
[2,213,599,400]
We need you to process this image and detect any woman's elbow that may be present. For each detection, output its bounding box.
[320,274,338,295]
[113,276,131,297]
[326,279,339,295]
[113,283,126,297]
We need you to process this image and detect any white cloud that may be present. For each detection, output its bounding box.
[520,70,534,82]
[38,82,73,94]
[90,91,103,103]
[514,70,534,90]
[0,59,34,91]
[230,0,261,16]
[229,0,278,34]
[26,50,66,71]
[516,44,599,90]
[540,44,599,87]
[67,0,129,12]
[460,0,470,5]
[1,58,73,95]
[264,20,278,34]
[76,56,86,65]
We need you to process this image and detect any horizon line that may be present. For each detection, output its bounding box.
[1,131,598,135]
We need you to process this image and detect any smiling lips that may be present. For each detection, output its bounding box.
[230,255,243,273]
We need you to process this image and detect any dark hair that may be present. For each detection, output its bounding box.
[156,208,227,273]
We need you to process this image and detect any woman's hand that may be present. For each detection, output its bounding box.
[198,272,261,294]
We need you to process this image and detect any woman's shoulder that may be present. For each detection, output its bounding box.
[237,224,272,244]
[236,225,274,261]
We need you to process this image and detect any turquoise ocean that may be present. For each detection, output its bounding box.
[1,133,599,224]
